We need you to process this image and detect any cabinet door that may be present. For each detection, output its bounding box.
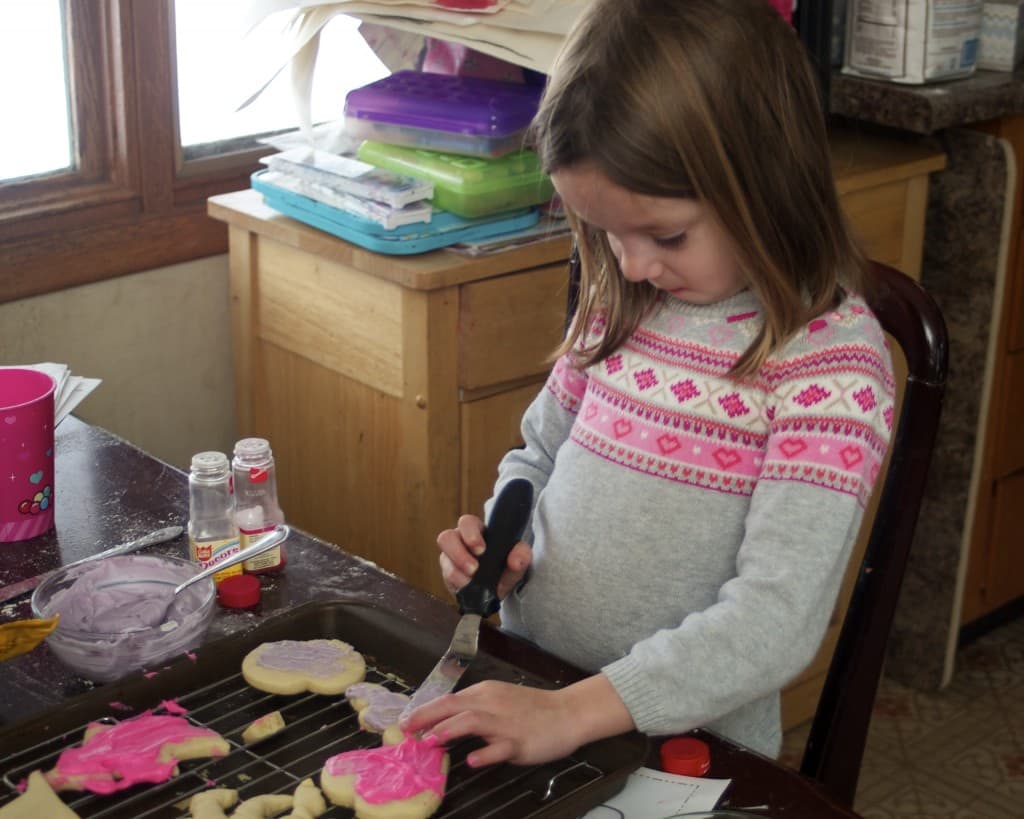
[459,264,568,391]
[993,350,1024,479]
[983,470,1024,613]
[460,381,545,517]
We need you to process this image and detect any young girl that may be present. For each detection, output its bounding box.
[402,0,895,767]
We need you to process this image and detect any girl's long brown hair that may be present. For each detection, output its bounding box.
[532,0,868,377]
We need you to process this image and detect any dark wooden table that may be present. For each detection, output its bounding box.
[0,417,860,818]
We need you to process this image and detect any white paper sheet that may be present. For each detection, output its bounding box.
[0,363,102,426]
[240,0,595,126]
[582,767,731,819]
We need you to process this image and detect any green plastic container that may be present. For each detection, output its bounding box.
[357,141,554,219]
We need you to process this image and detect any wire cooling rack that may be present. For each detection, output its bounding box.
[0,601,646,818]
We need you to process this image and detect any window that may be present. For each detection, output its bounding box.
[0,0,386,304]
[0,2,72,180]
[175,4,385,156]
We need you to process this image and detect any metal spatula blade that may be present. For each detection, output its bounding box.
[402,478,533,717]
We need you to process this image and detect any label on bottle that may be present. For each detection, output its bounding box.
[240,526,285,573]
[189,536,243,584]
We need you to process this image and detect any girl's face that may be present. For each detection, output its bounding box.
[552,163,745,304]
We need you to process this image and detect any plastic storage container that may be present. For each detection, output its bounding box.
[251,170,539,254]
[357,141,554,219]
[344,71,542,158]
[232,438,286,574]
[188,451,241,585]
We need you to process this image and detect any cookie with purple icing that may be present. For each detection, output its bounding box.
[242,639,366,695]
[345,682,411,745]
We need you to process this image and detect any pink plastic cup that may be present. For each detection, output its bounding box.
[0,368,57,542]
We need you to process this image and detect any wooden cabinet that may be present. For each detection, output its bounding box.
[211,194,571,603]
[960,115,1024,625]
[208,127,944,729]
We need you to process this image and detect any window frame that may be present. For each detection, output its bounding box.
[0,0,266,304]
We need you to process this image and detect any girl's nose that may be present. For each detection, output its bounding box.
[616,242,659,283]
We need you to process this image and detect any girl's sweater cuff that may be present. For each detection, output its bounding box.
[602,655,671,733]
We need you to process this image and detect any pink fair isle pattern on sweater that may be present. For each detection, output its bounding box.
[545,303,893,506]
[546,353,587,414]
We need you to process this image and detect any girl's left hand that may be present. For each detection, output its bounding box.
[401,680,583,767]
[400,674,635,768]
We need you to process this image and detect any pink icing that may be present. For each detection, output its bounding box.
[159,699,188,715]
[49,710,225,794]
[257,639,354,678]
[324,735,446,804]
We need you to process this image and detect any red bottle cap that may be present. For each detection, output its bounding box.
[660,737,711,776]
[217,574,261,609]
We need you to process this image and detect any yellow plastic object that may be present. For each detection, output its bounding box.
[0,615,58,662]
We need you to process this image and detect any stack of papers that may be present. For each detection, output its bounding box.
[260,147,434,228]
[1,363,101,426]
[582,767,731,818]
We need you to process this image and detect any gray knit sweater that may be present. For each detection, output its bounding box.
[491,288,894,756]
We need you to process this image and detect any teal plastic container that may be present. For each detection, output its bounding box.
[357,141,554,219]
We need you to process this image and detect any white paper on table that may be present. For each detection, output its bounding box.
[0,363,102,426]
[581,767,731,819]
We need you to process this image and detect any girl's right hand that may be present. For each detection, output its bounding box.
[437,514,532,600]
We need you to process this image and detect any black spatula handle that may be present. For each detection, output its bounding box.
[456,478,533,618]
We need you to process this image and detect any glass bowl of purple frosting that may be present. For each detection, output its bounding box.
[31,553,215,682]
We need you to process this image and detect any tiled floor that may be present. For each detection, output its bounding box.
[781,614,1024,818]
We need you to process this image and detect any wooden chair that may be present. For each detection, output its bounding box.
[566,255,949,808]
[799,260,948,806]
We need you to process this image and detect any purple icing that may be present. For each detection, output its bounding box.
[257,639,354,678]
[346,683,410,731]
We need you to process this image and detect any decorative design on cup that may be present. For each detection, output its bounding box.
[18,485,53,515]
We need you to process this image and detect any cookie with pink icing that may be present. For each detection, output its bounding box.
[242,639,366,695]
[319,735,448,819]
[44,711,229,794]
[345,682,411,745]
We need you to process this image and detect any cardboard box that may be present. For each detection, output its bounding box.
[978,1,1024,70]
[843,0,983,84]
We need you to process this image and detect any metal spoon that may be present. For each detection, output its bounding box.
[0,525,184,605]
[116,525,290,631]
[174,524,290,595]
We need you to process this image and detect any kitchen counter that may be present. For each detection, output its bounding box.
[0,416,861,818]
[831,67,1024,134]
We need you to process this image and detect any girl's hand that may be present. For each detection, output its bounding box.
[437,515,532,600]
[401,675,635,767]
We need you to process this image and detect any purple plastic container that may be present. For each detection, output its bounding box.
[344,71,543,158]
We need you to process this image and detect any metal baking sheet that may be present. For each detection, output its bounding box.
[0,600,648,817]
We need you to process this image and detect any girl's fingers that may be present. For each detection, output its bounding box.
[496,541,533,599]
[456,514,487,556]
[437,528,478,578]
[439,553,471,595]
[466,738,516,768]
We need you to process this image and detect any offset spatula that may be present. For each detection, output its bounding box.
[402,478,534,717]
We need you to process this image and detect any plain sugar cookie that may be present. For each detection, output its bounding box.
[187,788,238,818]
[242,639,366,695]
[284,778,327,818]
[320,735,448,819]
[241,710,286,745]
[0,770,80,818]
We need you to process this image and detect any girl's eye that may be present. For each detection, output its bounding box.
[654,232,687,248]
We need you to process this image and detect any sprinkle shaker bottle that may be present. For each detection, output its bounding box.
[232,437,286,574]
[187,451,242,584]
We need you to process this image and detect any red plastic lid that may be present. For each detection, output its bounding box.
[217,574,261,609]
[660,737,711,777]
